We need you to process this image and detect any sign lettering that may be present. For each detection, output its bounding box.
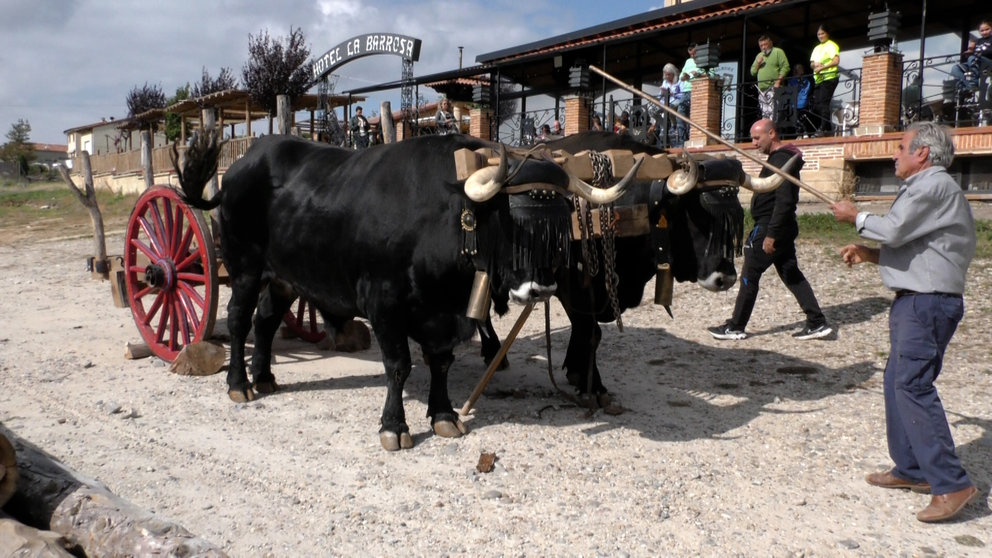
[312,33,422,83]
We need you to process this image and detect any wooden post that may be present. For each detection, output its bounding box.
[380,101,396,144]
[277,94,292,136]
[140,130,152,189]
[58,153,107,276]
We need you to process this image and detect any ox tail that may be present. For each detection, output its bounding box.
[172,129,225,211]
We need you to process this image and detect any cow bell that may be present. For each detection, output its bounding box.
[654,263,673,310]
[466,270,492,320]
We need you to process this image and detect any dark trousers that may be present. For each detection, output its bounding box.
[885,293,971,495]
[812,78,839,133]
[728,224,825,330]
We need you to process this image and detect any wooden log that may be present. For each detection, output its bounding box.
[1,430,17,507]
[124,341,153,360]
[0,511,75,557]
[0,425,229,558]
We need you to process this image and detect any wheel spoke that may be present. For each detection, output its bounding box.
[176,287,202,335]
[148,201,169,255]
[136,216,166,258]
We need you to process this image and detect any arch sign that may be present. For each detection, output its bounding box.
[312,33,422,83]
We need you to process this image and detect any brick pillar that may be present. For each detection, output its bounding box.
[564,96,591,135]
[855,51,903,136]
[686,76,722,147]
[469,108,493,140]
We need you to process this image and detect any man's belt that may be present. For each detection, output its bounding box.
[894,289,962,299]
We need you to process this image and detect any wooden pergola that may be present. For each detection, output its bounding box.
[129,89,361,141]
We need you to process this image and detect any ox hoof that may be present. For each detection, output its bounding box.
[254,380,278,394]
[432,419,468,438]
[228,388,256,403]
[380,431,414,451]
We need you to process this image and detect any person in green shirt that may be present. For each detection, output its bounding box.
[750,35,790,122]
[810,24,841,136]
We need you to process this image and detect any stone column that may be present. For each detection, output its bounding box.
[855,51,904,136]
[686,76,723,147]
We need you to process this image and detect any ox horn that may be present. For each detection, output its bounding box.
[567,155,643,205]
[742,153,801,193]
[464,144,509,202]
[666,150,700,195]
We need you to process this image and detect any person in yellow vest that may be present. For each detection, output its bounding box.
[809,24,840,136]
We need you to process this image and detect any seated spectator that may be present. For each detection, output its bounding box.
[951,19,992,94]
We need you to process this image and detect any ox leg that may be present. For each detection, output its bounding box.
[424,350,468,439]
[248,281,295,394]
[225,273,262,402]
[475,317,509,370]
[563,315,608,396]
[373,324,415,451]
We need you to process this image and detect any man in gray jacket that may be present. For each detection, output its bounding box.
[833,121,978,523]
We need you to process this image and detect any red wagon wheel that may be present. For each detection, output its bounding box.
[124,186,218,362]
[282,297,327,343]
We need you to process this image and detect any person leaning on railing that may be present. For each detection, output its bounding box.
[809,24,840,137]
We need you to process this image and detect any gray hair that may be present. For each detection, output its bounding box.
[907,121,954,168]
[663,63,679,76]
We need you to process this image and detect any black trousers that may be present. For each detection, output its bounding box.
[728,224,826,330]
[812,78,839,133]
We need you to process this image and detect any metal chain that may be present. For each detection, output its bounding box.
[600,204,623,332]
[587,151,623,331]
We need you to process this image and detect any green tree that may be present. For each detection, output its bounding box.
[0,119,35,180]
[241,27,312,117]
[164,84,191,143]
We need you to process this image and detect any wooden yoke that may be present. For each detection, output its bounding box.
[453,147,677,182]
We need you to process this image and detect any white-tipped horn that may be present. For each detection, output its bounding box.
[666,154,699,195]
[464,144,508,201]
[742,153,800,193]
[567,155,643,205]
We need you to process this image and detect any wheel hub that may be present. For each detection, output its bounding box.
[144,258,175,290]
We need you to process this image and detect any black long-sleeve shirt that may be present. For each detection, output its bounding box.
[749,144,805,241]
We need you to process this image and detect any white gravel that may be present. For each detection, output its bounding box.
[1,230,990,557]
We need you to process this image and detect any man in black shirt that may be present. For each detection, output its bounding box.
[708,118,831,340]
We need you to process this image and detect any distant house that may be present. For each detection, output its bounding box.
[63,117,165,160]
[30,143,68,168]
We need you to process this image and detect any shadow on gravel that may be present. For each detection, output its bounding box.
[392,319,881,445]
[741,296,891,338]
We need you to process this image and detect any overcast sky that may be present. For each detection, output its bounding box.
[1,0,665,145]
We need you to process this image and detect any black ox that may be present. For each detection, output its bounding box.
[478,131,788,400]
[176,132,637,450]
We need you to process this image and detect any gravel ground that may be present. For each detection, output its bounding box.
[1,226,991,557]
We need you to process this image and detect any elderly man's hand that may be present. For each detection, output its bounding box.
[832,200,858,224]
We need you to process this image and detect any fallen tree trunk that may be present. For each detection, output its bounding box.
[0,425,228,557]
[0,511,75,557]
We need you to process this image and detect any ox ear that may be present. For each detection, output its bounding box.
[742,153,800,193]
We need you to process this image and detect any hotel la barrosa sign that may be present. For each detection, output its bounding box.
[312,33,422,82]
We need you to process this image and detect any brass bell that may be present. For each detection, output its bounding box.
[654,263,673,307]
[465,270,492,320]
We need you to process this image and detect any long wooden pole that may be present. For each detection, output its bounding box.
[588,65,835,203]
[460,302,535,416]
